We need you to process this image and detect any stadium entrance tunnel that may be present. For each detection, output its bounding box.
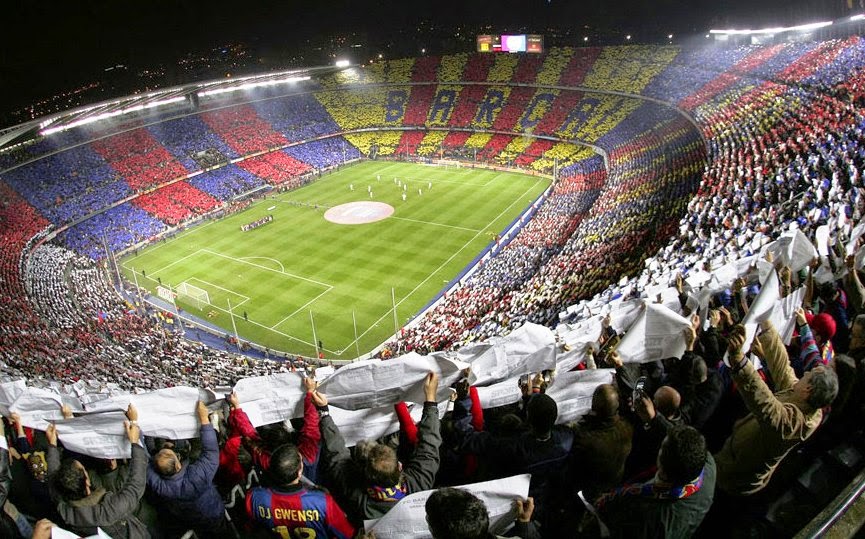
[324,201,395,225]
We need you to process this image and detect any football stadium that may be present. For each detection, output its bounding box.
[2,3,865,537]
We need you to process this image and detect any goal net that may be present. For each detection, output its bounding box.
[176,281,210,309]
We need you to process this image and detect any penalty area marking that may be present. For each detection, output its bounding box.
[184,277,250,309]
[239,257,286,273]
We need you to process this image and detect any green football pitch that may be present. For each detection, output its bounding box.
[120,161,549,360]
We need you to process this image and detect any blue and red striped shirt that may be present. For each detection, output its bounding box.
[246,483,355,539]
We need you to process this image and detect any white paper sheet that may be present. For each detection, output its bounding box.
[480,323,557,385]
[763,230,817,272]
[54,411,131,459]
[846,220,865,256]
[616,304,691,364]
[10,388,84,431]
[329,405,403,447]
[543,369,615,424]
[558,315,603,348]
[52,526,112,539]
[742,270,779,325]
[816,225,830,256]
[364,474,531,539]
[0,379,26,416]
[85,386,203,439]
[556,346,589,372]
[768,286,807,345]
[319,353,470,410]
[474,378,524,409]
[232,372,307,427]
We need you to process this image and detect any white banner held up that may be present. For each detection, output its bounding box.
[769,286,807,345]
[616,304,691,364]
[364,474,531,539]
[328,405,405,447]
[85,386,202,440]
[319,353,470,411]
[544,369,615,424]
[741,270,779,325]
[54,411,131,460]
[10,388,84,431]
[460,323,556,386]
[232,372,307,427]
[474,378,524,410]
[0,379,26,416]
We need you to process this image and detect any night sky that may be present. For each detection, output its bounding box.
[0,0,849,121]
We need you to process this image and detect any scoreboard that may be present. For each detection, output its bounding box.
[477,34,543,53]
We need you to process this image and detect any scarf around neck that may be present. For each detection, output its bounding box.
[595,467,705,509]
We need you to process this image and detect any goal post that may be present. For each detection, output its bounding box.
[176,281,210,310]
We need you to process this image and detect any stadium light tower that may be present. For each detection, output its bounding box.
[335,59,351,68]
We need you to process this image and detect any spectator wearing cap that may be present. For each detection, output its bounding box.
[795,308,836,376]
[715,322,838,496]
[593,426,716,538]
[453,380,574,529]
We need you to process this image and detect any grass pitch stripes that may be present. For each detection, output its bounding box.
[121,161,548,359]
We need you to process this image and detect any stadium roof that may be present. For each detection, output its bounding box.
[0,64,347,151]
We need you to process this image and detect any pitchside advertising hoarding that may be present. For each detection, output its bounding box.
[477,34,544,53]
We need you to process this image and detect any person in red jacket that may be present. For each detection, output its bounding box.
[223,376,322,484]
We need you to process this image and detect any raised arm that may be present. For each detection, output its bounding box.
[192,401,220,481]
[402,373,442,492]
[297,377,322,464]
[728,326,801,433]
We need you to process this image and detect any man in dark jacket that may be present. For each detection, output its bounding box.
[47,405,149,539]
[569,383,634,501]
[146,400,231,538]
[425,487,540,539]
[318,372,441,524]
[453,387,574,530]
[595,425,716,538]
[0,415,27,538]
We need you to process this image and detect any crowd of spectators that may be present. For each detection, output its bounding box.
[238,151,312,186]
[132,182,220,226]
[252,92,342,142]
[283,136,362,169]
[91,128,190,192]
[1,144,128,226]
[200,105,290,155]
[56,204,167,260]
[148,115,240,170]
[2,37,865,537]
[188,164,266,201]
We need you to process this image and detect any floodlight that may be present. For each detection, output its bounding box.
[335,59,351,68]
